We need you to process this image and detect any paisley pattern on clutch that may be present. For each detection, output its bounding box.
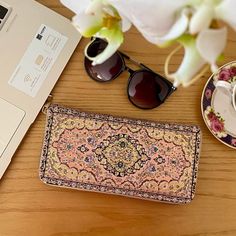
[40,105,201,204]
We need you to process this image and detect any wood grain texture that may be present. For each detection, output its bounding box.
[1,1,236,235]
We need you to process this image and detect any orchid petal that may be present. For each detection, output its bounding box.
[60,0,90,15]
[102,2,132,32]
[215,0,236,31]
[85,27,123,65]
[120,14,132,32]
[141,8,189,46]
[155,9,189,46]
[187,0,204,7]
[189,3,214,34]
[167,35,206,87]
[85,0,104,15]
[141,33,177,48]
[108,0,189,41]
[196,27,227,71]
[72,13,103,37]
[141,32,162,45]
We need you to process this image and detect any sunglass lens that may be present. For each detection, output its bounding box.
[128,71,173,109]
[84,39,124,82]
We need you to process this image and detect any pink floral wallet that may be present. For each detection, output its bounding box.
[39,105,202,204]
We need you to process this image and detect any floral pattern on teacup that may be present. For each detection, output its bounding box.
[231,139,236,147]
[205,89,212,100]
[215,65,236,84]
[204,106,227,138]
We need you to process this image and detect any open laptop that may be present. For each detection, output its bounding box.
[0,0,81,178]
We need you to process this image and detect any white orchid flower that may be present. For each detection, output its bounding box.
[60,0,131,65]
[107,0,232,86]
[61,0,236,87]
[166,28,227,87]
[161,0,231,86]
[109,0,190,44]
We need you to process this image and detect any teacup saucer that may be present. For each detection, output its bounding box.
[201,61,236,149]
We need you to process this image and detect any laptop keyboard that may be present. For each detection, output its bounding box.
[0,98,25,157]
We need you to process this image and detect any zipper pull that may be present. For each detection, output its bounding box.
[42,94,53,115]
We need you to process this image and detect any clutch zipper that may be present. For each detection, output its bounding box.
[41,94,53,115]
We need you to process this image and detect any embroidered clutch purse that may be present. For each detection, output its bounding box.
[39,105,201,204]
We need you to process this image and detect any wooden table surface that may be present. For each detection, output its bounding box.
[1,1,236,235]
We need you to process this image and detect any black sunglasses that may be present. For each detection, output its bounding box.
[84,38,176,109]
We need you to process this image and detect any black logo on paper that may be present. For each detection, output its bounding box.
[36,34,42,40]
[36,26,46,40]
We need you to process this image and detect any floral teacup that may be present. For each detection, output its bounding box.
[215,80,236,112]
